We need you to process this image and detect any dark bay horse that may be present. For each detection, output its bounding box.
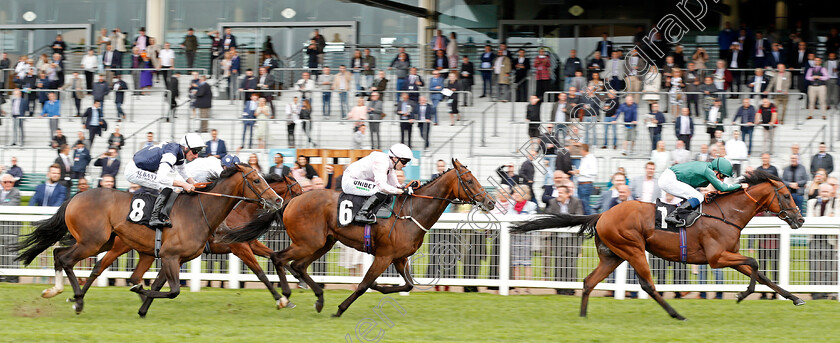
[40,173,302,310]
[219,159,494,317]
[512,170,805,320]
[15,164,282,317]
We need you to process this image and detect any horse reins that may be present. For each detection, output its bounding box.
[701,183,797,231]
[195,168,281,233]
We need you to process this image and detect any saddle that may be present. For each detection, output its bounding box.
[336,193,394,227]
[654,199,701,232]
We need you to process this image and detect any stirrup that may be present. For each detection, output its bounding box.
[354,211,377,224]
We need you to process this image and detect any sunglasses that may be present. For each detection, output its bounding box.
[398,158,411,165]
[189,148,203,155]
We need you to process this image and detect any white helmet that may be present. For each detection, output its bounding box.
[388,144,413,164]
[181,132,206,152]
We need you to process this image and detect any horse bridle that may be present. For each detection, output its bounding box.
[744,182,799,224]
[194,168,281,210]
[406,167,487,207]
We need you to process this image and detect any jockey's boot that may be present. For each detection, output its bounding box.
[149,188,173,227]
[354,193,388,224]
[665,201,699,227]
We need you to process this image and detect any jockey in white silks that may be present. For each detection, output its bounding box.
[341,143,413,223]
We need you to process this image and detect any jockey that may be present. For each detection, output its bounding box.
[124,132,206,227]
[342,143,413,223]
[659,157,745,227]
[183,154,240,183]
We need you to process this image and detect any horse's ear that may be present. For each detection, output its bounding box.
[452,158,458,167]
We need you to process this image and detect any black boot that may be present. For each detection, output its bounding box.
[149,188,173,227]
[665,202,695,227]
[354,193,388,224]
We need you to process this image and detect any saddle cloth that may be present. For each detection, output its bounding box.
[126,192,179,228]
[336,193,394,227]
[654,199,701,232]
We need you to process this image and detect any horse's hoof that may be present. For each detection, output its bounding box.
[277,297,289,309]
[138,313,147,319]
[332,313,342,318]
[72,303,83,314]
[736,293,748,303]
[315,301,324,313]
[793,298,806,306]
[42,288,62,298]
[129,284,143,294]
[66,297,75,303]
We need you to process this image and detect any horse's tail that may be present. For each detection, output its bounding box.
[14,200,71,266]
[510,213,602,239]
[216,204,286,244]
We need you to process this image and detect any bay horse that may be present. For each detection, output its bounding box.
[511,170,805,320]
[39,173,302,310]
[15,164,282,317]
[219,159,494,317]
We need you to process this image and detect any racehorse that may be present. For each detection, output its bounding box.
[219,159,494,317]
[39,173,302,310]
[15,164,282,317]
[511,170,805,320]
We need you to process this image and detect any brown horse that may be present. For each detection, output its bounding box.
[512,170,805,320]
[15,164,282,317]
[40,173,302,310]
[219,159,494,317]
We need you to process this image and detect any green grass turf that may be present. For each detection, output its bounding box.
[1,283,837,343]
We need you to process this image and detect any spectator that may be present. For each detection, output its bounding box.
[805,57,828,120]
[353,124,367,149]
[747,68,769,100]
[255,97,272,149]
[311,29,326,64]
[671,140,691,165]
[296,156,319,179]
[318,66,335,117]
[495,162,522,187]
[726,42,746,94]
[767,64,792,124]
[143,131,155,148]
[238,67,256,102]
[541,170,576,206]
[416,96,435,150]
[705,98,725,145]
[431,160,447,179]
[256,67,276,116]
[82,100,105,147]
[617,95,638,155]
[64,71,85,116]
[509,184,538,285]
[730,98,755,154]
[130,47,142,94]
[805,183,838,300]
[397,93,418,148]
[543,184,583,294]
[194,75,212,133]
[479,45,497,98]
[631,162,660,203]
[391,53,410,99]
[139,54,153,94]
[601,91,619,149]
[827,52,839,110]
[574,144,597,214]
[41,92,61,137]
[494,48,512,102]
[429,29,449,53]
[756,153,779,177]
[568,70,587,93]
[347,97,368,130]
[74,131,87,148]
[228,49,244,99]
[180,28,198,68]
[550,93,569,127]
[70,141,91,180]
[406,67,424,103]
[158,42,175,89]
[100,175,115,189]
[362,48,376,89]
[519,149,538,205]
[94,147,121,180]
[92,73,109,107]
[247,153,262,173]
[513,49,531,102]
[807,169,827,200]
[349,50,365,90]
[370,70,389,98]
[811,142,834,176]
[675,107,694,150]
[241,94,258,149]
[295,71,316,100]
[587,51,605,81]
[444,71,463,125]
[684,62,703,117]
[428,70,444,110]
[9,90,26,146]
[202,129,227,158]
[367,92,384,149]
[113,74,128,122]
[6,157,23,187]
[333,65,353,118]
[641,65,662,113]
[268,153,291,177]
[286,96,302,148]
[725,130,748,176]
[755,98,778,155]
[51,128,67,150]
[53,144,73,190]
[0,173,21,282]
[645,103,666,151]
[695,144,712,162]
[783,154,809,213]
[29,164,67,206]
[525,95,541,138]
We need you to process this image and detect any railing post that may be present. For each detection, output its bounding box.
[499,220,510,296]
[778,224,791,299]
[614,261,628,300]
[190,254,202,292]
[96,252,108,287]
[493,102,499,137]
[228,253,241,289]
[470,121,475,157]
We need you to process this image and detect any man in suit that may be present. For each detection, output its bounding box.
[675,108,695,150]
[83,100,105,147]
[479,45,496,98]
[92,74,109,110]
[0,174,21,206]
[113,74,128,122]
[726,42,748,94]
[513,49,530,102]
[428,29,449,53]
[241,94,258,149]
[222,27,237,52]
[396,93,418,148]
[0,173,22,282]
[167,72,179,118]
[133,27,150,52]
[604,51,625,92]
[790,42,811,93]
[747,68,770,99]
[102,44,121,87]
[806,57,829,120]
[805,183,839,300]
[563,49,583,89]
[94,147,121,180]
[70,141,91,180]
[766,63,792,123]
[257,67,276,116]
[269,153,291,177]
[753,32,771,68]
[237,68,256,103]
[406,67,424,103]
[53,144,73,190]
[229,48,241,98]
[732,98,756,154]
[202,129,227,158]
[543,183,584,293]
[415,96,435,150]
[29,164,68,206]
[767,43,786,67]
[63,71,85,117]
[494,49,512,101]
[594,32,614,57]
[50,53,65,89]
[194,75,212,133]
[630,162,661,203]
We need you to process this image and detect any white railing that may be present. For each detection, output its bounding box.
[1,207,838,300]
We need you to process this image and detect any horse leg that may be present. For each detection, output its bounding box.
[135,256,182,317]
[129,254,156,302]
[230,242,287,309]
[54,242,105,314]
[580,240,624,318]
[135,271,167,318]
[269,249,295,308]
[289,241,335,313]
[707,251,760,303]
[75,242,133,304]
[731,264,806,306]
[333,256,393,318]
[370,257,414,294]
[42,247,69,298]
[624,253,686,321]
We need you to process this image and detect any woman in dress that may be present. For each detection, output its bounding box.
[139,55,154,94]
[650,140,671,177]
[446,32,459,69]
[668,68,685,116]
[641,65,662,112]
[254,97,272,149]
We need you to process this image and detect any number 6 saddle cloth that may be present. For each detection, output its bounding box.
[126,192,179,228]
[336,193,395,227]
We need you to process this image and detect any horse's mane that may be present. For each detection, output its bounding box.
[414,167,454,189]
[705,169,782,202]
[264,173,286,183]
[195,163,247,192]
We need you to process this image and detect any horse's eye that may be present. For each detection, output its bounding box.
[254,179,261,184]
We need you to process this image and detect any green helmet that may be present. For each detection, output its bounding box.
[711,158,734,177]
